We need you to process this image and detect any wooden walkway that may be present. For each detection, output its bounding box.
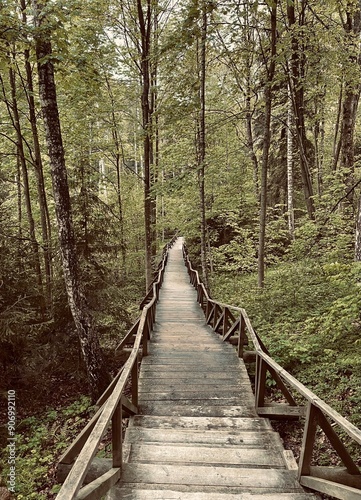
[109,239,318,499]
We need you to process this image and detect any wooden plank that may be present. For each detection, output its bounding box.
[257,406,306,419]
[124,428,283,448]
[130,415,272,431]
[300,475,361,500]
[138,390,252,401]
[75,468,121,500]
[108,489,318,500]
[128,443,286,468]
[120,463,301,489]
[309,466,361,488]
[139,402,258,417]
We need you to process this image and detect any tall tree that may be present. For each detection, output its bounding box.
[258,0,277,288]
[197,0,209,290]
[287,0,315,219]
[32,0,110,400]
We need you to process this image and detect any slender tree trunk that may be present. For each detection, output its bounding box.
[287,1,315,219]
[258,1,277,288]
[20,0,53,312]
[340,1,361,208]
[245,93,259,202]
[137,0,155,291]
[198,1,209,290]
[105,76,126,272]
[355,195,361,260]
[287,87,295,239]
[33,0,110,401]
[8,60,46,314]
[333,83,343,171]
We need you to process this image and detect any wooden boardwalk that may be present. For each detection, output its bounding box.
[109,239,318,499]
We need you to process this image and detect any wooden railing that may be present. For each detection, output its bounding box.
[55,236,177,500]
[183,244,361,500]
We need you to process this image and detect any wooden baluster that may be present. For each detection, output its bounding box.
[223,307,229,337]
[131,356,139,408]
[255,356,267,410]
[112,402,122,468]
[143,320,148,356]
[238,315,245,358]
[298,402,319,479]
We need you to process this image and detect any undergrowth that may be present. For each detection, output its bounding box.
[0,395,94,498]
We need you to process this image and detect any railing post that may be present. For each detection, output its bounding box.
[112,401,122,468]
[237,314,246,358]
[143,321,148,356]
[223,307,229,337]
[255,356,267,410]
[298,402,319,479]
[131,355,139,408]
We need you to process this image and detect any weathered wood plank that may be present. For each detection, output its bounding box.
[138,390,253,401]
[129,415,272,431]
[107,489,319,500]
[124,428,283,448]
[119,463,301,489]
[139,403,258,417]
[75,468,121,500]
[128,443,286,467]
[300,476,361,500]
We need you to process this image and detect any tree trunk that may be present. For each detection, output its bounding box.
[20,0,53,311]
[137,0,155,291]
[105,76,126,273]
[287,1,315,219]
[287,87,295,239]
[258,1,277,288]
[339,0,361,207]
[355,195,361,261]
[7,59,46,315]
[198,1,209,290]
[33,0,110,401]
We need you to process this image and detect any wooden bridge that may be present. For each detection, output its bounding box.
[57,237,361,500]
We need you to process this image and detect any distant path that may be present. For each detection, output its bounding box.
[109,238,318,499]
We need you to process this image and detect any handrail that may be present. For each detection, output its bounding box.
[56,236,177,499]
[183,244,361,500]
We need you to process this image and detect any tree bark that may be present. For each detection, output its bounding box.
[339,1,361,207]
[258,1,277,288]
[287,0,315,219]
[198,1,209,290]
[287,86,295,239]
[20,0,53,311]
[137,0,155,291]
[32,0,110,401]
[7,58,46,314]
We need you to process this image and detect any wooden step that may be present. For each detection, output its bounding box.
[128,443,287,468]
[107,488,319,499]
[139,402,257,417]
[115,463,305,491]
[130,415,272,431]
[124,427,284,448]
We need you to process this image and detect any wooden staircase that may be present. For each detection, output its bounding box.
[107,239,318,499]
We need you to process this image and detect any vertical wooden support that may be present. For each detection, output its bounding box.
[298,402,319,479]
[206,300,211,322]
[223,307,229,337]
[131,356,139,408]
[238,315,245,358]
[112,402,122,468]
[255,356,267,409]
[143,321,148,357]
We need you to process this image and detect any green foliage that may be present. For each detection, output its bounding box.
[0,396,93,498]
[211,250,361,428]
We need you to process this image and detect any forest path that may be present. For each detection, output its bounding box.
[108,238,318,499]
